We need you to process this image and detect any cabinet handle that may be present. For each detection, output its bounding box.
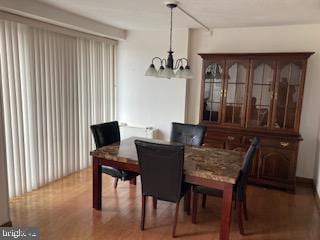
[227,136,235,141]
[280,142,289,147]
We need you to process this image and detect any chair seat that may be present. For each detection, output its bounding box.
[101,165,139,180]
[193,185,236,197]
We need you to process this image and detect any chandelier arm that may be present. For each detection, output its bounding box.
[174,59,182,70]
[161,58,167,66]
[180,58,189,65]
[174,58,189,69]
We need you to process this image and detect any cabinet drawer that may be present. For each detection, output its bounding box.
[225,135,242,144]
[204,139,225,149]
[206,134,242,143]
[260,139,298,150]
[205,134,242,148]
[225,143,248,152]
[243,136,257,144]
[205,130,224,138]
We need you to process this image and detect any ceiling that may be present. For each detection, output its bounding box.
[37,0,320,30]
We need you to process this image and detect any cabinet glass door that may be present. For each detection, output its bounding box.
[247,62,275,128]
[202,62,224,123]
[222,61,248,126]
[273,62,303,130]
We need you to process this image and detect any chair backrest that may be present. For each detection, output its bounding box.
[90,121,120,148]
[236,137,260,201]
[170,122,207,146]
[135,140,185,203]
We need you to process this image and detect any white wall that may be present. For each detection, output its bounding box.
[187,25,320,180]
[0,77,10,225]
[117,29,189,140]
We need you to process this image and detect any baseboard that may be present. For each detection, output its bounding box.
[296,177,314,186]
[296,177,320,211]
[0,221,12,227]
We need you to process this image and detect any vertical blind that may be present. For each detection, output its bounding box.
[0,20,115,197]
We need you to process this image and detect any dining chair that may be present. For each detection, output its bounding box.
[135,140,189,237]
[192,137,260,235]
[170,122,207,146]
[169,122,207,214]
[90,121,139,189]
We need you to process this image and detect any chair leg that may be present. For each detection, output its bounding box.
[130,177,137,185]
[153,197,157,209]
[202,194,207,208]
[184,188,191,215]
[172,201,180,238]
[113,178,119,189]
[236,200,245,235]
[243,193,248,221]
[192,192,198,224]
[141,195,147,230]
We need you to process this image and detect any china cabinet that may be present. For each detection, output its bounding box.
[199,52,314,191]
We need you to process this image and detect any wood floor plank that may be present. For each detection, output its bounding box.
[9,167,320,240]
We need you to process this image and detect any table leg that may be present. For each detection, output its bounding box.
[130,177,137,185]
[184,187,191,215]
[220,183,233,240]
[93,157,102,210]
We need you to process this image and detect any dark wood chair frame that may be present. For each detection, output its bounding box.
[136,140,191,237]
[191,138,259,235]
[192,188,248,235]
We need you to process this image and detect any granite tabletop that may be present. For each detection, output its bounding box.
[90,137,244,184]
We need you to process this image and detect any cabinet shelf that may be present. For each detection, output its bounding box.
[252,83,272,86]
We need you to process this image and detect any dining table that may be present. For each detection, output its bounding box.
[91,137,244,240]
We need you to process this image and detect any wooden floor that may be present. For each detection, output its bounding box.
[10,168,320,240]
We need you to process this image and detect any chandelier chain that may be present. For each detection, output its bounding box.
[169,7,173,52]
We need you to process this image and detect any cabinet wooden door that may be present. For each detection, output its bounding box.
[259,147,296,182]
[247,60,276,129]
[221,60,249,126]
[272,61,306,131]
[201,60,225,123]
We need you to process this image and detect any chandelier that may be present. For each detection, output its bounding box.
[145,2,193,79]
